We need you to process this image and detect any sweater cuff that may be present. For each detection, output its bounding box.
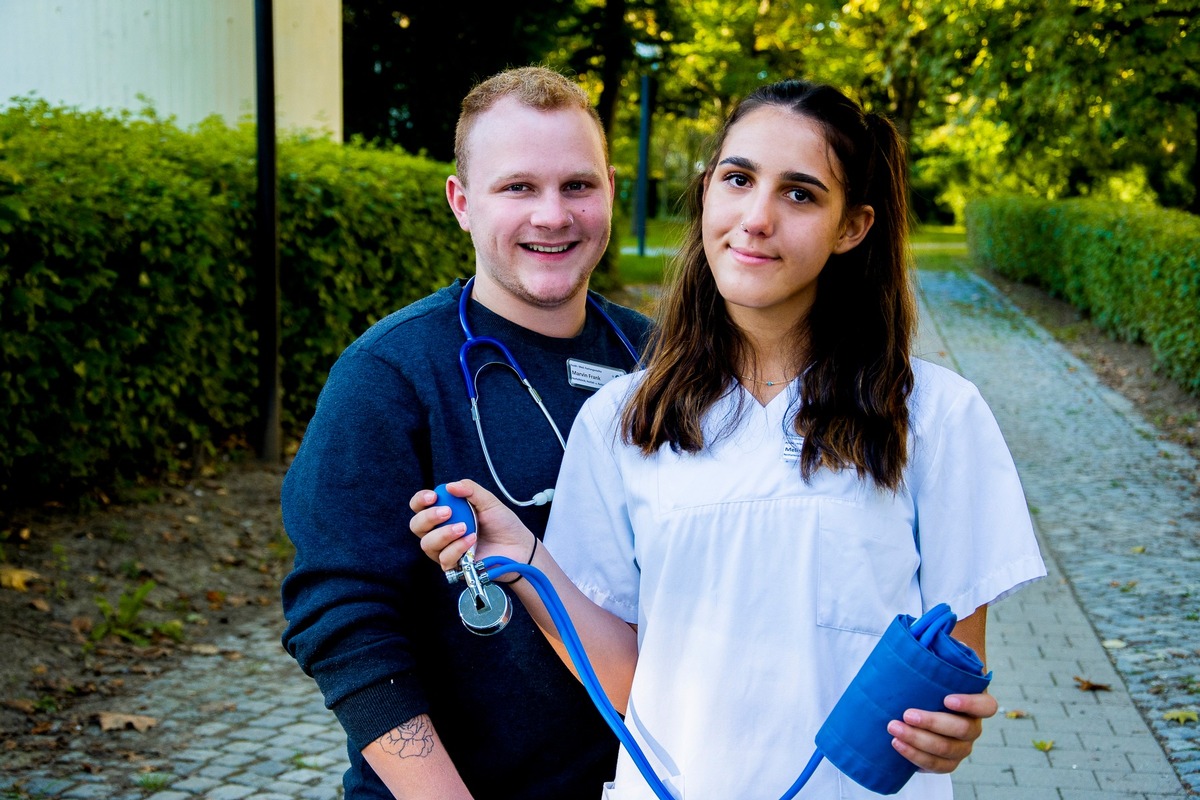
[332,672,430,753]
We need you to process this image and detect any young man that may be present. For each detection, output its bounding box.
[280,67,651,798]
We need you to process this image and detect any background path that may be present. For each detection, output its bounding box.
[918,269,1198,799]
[4,268,1196,799]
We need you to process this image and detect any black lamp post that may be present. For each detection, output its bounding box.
[253,0,281,463]
[632,42,662,257]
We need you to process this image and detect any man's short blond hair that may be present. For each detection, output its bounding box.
[454,66,607,183]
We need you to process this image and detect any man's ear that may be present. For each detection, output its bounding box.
[446,175,471,232]
[833,204,875,254]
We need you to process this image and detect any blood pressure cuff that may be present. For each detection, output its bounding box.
[814,603,992,795]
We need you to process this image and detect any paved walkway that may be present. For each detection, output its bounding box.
[3,267,1197,798]
[916,269,1198,799]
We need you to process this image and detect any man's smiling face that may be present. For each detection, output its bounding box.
[447,96,616,312]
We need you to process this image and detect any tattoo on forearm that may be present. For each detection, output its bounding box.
[378,715,435,759]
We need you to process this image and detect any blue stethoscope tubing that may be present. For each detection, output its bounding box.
[457,277,640,507]
[481,555,823,800]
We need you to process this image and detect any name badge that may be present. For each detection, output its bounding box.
[782,434,805,464]
[566,358,626,391]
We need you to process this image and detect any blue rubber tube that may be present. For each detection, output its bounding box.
[482,556,681,800]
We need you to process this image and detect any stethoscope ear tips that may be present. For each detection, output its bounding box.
[531,488,555,506]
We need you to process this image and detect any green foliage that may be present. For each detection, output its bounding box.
[967,197,1200,394]
[0,101,471,506]
[134,773,174,791]
[938,0,1198,213]
[276,134,471,422]
[90,579,182,647]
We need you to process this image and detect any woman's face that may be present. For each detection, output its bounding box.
[701,105,872,331]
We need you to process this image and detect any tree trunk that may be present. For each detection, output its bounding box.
[1190,105,1200,216]
[594,0,629,141]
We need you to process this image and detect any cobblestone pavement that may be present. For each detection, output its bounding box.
[918,269,1198,798]
[3,267,1197,799]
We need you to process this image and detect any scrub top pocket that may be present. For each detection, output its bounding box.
[816,500,920,636]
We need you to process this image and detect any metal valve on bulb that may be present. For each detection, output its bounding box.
[436,485,512,635]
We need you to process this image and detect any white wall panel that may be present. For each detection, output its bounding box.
[0,0,341,138]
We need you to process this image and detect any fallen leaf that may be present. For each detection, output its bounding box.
[184,515,201,524]
[96,712,158,732]
[198,701,237,713]
[3,699,36,714]
[1074,676,1112,692]
[1033,739,1054,752]
[29,598,50,612]
[1163,709,1199,725]
[1130,545,1146,554]
[0,566,41,592]
[1005,709,1029,719]
[186,643,222,655]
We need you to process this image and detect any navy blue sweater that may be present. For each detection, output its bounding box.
[281,280,651,799]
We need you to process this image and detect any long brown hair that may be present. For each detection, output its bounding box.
[621,79,916,491]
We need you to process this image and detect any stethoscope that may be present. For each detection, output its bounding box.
[457,276,640,507]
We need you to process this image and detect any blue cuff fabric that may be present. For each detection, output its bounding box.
[815,604,992,795]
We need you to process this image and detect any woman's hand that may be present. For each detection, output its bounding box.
[409,479,534,570]
[887,691,998,773]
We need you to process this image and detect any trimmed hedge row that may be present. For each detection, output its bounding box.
[965,196,1200,396]
[0,101,473,504]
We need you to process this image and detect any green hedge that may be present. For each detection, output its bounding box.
[0,101,472,505]
[965,196,1200,395]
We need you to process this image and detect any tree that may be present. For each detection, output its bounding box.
[342,1,578,161]
[967,0,1198,212]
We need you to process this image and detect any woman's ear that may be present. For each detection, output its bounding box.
[833,204,875,254]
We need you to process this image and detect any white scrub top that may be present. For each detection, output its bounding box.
[544,358,1046,800]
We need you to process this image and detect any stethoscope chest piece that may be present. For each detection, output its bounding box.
[436,483,512,636]
[457,582,511,635]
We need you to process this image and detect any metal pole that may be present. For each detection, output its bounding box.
[634,73,651,257]
[253,0,281,463]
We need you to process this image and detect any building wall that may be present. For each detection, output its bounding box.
[0,0,342,138]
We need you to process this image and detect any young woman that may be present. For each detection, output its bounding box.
[411,79,1045,799]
